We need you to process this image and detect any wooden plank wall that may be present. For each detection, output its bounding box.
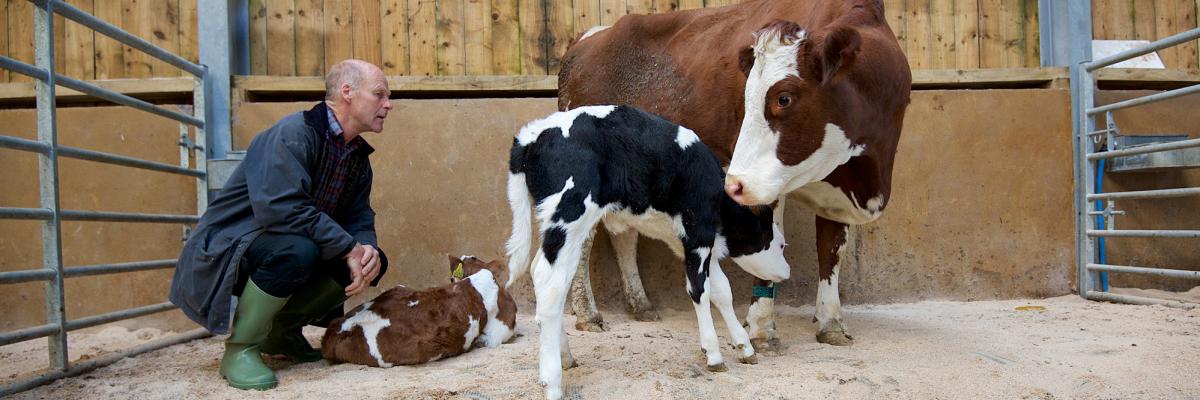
[2,0,199,82]
[1093,0,1199,69]
[2,0,1198,82]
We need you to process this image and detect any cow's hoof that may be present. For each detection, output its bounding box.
[816,330,854,346]
[738,353,758,365]
[632,308,660,322]
[706,362,728,372]
[574,319,607,332]
[750,337,787,354]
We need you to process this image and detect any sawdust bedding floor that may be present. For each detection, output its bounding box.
[5,295,1199,399]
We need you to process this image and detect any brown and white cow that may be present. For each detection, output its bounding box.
[321,256,516,367]
[558,0,911,347]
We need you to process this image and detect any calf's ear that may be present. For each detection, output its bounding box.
[816,26,861,86]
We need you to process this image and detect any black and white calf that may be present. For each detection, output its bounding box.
[504,105,789,400]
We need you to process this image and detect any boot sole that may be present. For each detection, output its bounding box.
[223,376,279,391]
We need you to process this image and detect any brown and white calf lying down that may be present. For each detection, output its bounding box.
[321,256,516,367]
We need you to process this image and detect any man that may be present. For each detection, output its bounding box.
[169,59,393,390]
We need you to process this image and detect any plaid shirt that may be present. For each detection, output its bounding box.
[311,106,368,216]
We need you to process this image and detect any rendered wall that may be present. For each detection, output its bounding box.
[228,88,1077,312]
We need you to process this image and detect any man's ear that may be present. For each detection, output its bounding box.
[816,26,861,85]
[738,46,755,77]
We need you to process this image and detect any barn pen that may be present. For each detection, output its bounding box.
[2,1,1199,399]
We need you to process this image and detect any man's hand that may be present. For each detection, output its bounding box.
[343,243,381,296]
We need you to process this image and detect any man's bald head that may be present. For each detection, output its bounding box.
[325,59,380,102]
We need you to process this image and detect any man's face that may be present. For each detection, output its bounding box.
[346,69,392,134]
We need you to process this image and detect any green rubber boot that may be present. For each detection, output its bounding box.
[220,280,289,390]
[260,277,347,363]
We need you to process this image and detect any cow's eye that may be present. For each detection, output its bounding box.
[777,94,792,108]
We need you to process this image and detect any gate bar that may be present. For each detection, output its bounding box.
[0,269,56,284]
[1087,137,1200,160]
[0,324,58,347]
[1086,263,1200,279]
[0,56,204,127]
[0,207,54,220]
[63,259,177,278]
[0,328,211,398]
[1087,230,1200,238]
[1085,291,1198,310]
[0,135,205,177]
[59,210,199,224]
[1088,83,1200,115]
[64,303,178,332]
[1086,187,1200,201]
[0,208,198,223]
[0,303,179,348]
[0,259,177,285]
[32,0,204,77]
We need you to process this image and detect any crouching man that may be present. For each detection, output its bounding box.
[169,59,393,390]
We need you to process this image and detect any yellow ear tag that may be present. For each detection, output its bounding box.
[453,262,465,279]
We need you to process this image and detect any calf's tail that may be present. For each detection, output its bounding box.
[505,143,535,288]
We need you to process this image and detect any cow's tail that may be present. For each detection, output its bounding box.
[505,141,535,289]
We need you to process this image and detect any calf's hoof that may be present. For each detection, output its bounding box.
[816,330,854,346]
[750,337,786,354]
[561,358,579,370]
[633,309,660,322]
[706,362,728,372]
[574,319,607,332]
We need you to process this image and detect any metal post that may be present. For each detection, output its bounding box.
[33,0,68,372]
[199,0,235,162]
[1066,0,1094,298]
[194,72,209,214]
[1075,65,1099,298]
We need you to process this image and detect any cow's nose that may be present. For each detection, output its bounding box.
[724,178,744,203]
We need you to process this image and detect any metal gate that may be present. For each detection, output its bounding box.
[0,0,212,395]
[1072,28,1200,309]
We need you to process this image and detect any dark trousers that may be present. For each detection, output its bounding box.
[234,232,388,298]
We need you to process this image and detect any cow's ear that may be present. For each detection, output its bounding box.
[817,26,861,85]
[738,46,755,77]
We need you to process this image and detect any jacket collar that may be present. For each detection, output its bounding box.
[302,102,376,156]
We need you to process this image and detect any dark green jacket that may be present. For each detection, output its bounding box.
[169,102,379,334]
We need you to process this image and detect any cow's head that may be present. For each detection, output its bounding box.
[449,255,506,283]
[725,20,865,205]
[720,196,789,282]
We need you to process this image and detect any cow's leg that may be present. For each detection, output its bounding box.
[568,233,607,332]
[607,227,659,321]
[814,216,853,346]
[708,257,756,364]
[746,195,785,351]
[684,243,725,372]
[534,223,595,400]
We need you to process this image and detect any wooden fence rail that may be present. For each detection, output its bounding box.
[0,0,1197,82]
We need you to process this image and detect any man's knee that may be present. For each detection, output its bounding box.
[248,234,322,296]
